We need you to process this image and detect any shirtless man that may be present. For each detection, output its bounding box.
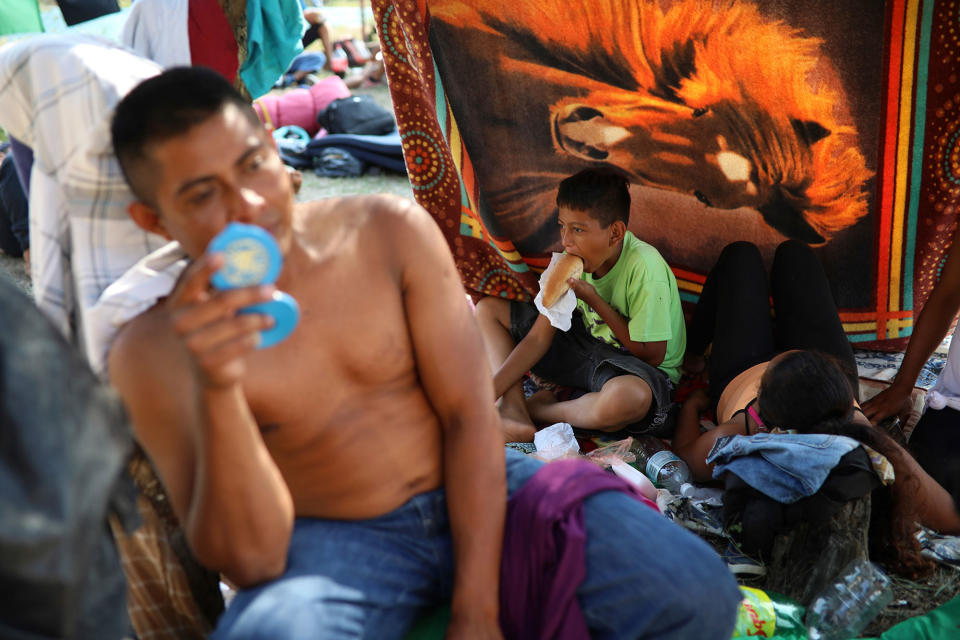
[107,67,740,639]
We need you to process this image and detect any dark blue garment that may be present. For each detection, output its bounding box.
[280,51,328,86]
[0,154,28,256]
[8,136,32,196]
[55,0,119,26]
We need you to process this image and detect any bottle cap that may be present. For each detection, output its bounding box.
[241,291,300,349]
[208,222,282,290]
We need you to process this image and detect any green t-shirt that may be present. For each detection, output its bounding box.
[577,232,686,383]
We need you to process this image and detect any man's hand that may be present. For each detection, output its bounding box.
[166,253,275,388]
[567,277,597,304]
[862,383,914,425]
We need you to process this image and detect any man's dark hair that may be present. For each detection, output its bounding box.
[556,168,631,227]
[111,66,262,204]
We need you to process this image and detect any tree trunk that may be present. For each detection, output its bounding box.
[758,494,872,604]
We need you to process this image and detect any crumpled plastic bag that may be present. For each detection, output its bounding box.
[917,526,960,567]
[583,437,658,500]
[533,422,580,461]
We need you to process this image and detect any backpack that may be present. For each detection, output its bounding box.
[317,95,396,136]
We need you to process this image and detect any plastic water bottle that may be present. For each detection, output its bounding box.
[805,559,893,640]
[630,436,693,494]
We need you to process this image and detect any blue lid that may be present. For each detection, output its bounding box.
[208,222,282,290]
[241,291,300,349]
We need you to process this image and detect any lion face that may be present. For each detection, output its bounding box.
[551,96,836,244]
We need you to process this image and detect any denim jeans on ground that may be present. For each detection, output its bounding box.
[708,433,861,503]
[212,449,741,640]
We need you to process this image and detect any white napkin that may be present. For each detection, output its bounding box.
[533,422,580,460]
[534,252,579,331]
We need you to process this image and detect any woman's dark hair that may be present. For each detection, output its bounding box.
[758,350,934,578]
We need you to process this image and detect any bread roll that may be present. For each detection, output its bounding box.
[541,253,584,308]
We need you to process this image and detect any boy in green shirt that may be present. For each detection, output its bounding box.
[476,169,686,442]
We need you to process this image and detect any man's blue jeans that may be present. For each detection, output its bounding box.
[212,450,741,639]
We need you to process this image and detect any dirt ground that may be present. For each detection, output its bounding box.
[869,568,960,634]
[696,525,960,635]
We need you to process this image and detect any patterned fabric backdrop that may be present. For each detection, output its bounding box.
[372,0,959,350]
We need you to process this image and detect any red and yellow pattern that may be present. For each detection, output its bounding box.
[373,0,959,347]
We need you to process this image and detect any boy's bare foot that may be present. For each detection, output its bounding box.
[526,388,559,423]
[496,401,536,442]
[501,416,536,443]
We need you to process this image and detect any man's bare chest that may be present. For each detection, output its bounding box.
[242,276,415,426]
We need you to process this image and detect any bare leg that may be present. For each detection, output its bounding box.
[318,23,334,71]
[303,9,335,71]
[528,375,652,432]
[474,297,536,441]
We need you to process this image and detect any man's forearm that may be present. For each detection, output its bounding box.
[493,323,553,398]
[188,385,295,586]
[672,401,704,453]
[894,292,960,390]
[443,409,506,619]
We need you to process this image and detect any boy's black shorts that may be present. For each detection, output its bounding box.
[508,301,676,436]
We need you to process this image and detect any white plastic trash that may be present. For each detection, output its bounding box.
[533,422,579,460]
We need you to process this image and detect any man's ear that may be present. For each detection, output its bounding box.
[127,201,171,240]
[608,220,627,246]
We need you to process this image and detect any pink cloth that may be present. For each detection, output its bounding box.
[253,76,350,136]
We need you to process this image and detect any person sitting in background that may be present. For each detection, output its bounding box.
[673,240,960,578]
[476,169,686,442]
[301,6,334,71]
[107,66,741,639]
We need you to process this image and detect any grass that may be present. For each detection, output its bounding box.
[295,82,413,202]
[865,567,960,634]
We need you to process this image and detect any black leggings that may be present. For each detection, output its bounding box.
[688,241,858,406]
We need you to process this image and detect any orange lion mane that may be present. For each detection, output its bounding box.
[430,0,873,242]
